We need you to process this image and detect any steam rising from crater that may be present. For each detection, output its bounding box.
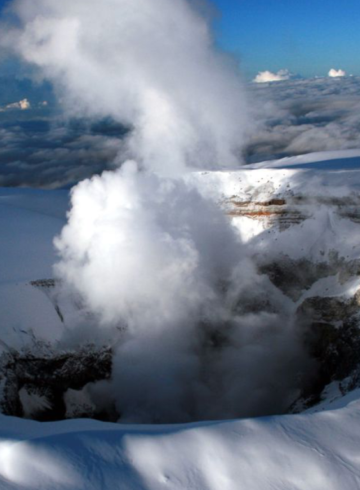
[2,0,308,422]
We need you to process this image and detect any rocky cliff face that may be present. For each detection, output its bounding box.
[0,340,113,421]
[203,162,360,414]
[225,195,360,230]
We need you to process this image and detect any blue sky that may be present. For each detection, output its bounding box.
[0,0,359,80]
[212,0,360,78]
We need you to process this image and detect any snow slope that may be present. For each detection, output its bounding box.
[0,188,67,349]
[0,187,68,283]
[0,391,360,489]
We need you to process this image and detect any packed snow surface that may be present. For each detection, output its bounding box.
[0,188,67,349]
[0,391,360,489]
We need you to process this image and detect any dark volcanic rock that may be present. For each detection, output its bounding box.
[0,345,113,421]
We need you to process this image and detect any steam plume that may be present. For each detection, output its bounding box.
[2,0,307,422]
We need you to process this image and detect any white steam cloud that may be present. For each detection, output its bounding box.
[1,0,308,422]
[328,68,346,78]
[55,164,304,422]
[253,69,291,83]
[55,163,241,332]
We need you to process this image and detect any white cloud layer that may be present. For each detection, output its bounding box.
[2,77,360,188]
[246,76,360,163]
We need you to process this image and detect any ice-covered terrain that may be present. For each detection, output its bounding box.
[1,390,360,490]
[0,187,67,349]
[1,150,360,488]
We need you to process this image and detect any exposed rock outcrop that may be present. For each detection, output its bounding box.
[0,344,113,421]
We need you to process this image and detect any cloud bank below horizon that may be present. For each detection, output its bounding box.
[1,76,360,187]
[247,75,360,163]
